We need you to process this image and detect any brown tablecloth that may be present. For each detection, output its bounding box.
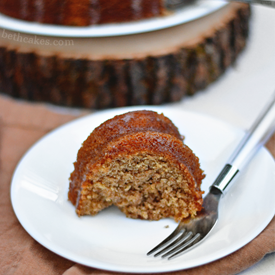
[0,95,274,275]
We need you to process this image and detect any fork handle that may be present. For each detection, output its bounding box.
[230,0,275,8]
[165,0,275,9]
[228,0,275,8]
[212,93,275,193]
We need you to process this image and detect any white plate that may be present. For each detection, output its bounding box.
[0,1,227,37]
[11,106,275,273]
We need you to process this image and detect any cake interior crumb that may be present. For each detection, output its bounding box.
[77,153,199,221]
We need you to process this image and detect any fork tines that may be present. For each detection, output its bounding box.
[147,228,201,260]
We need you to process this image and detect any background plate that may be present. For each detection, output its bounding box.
[0,1,227,37]
[10,106,275,273]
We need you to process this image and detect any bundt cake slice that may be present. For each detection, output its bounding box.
[68,110,205,221]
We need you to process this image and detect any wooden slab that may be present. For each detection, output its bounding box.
[0,3,251,109]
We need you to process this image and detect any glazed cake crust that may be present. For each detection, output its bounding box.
[69,110,183,204]
[0,0,164,26]
[68,110,205,221]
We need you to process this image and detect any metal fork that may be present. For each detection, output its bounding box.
[165,0,275,10]
[147,94,275,260]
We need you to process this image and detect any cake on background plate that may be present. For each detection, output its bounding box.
[0,0,193,26]
[68,110,205,221]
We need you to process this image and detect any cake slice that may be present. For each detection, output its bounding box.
[68,110,205,221]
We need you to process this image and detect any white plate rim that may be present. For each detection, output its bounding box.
[0,1,227,37]
[10,106,275,273]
